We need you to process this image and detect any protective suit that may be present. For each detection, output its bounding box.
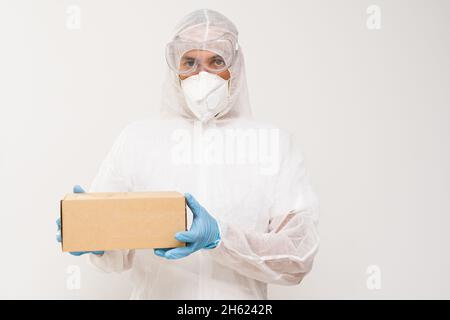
[88,9,320,299]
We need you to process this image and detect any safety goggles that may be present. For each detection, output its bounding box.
[165,33,238,76]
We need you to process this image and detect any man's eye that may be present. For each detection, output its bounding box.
[182,59,196,67]
[213,58,225,66]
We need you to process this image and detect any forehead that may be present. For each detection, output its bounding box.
[181,49,222,59]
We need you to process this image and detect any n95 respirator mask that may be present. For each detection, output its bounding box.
[181,71,230,122]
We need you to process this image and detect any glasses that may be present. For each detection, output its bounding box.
[178,51,229,75]
[165,33,238,76]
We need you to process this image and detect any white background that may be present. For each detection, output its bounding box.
[0,0,449,299]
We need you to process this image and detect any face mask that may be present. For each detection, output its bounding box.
[181,71,230,122]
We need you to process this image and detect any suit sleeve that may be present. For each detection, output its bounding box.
[206,133,320,285]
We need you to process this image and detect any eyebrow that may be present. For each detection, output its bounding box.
[181,54,223,61]
[181,56,196,61]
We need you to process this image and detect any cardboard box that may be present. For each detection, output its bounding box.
[60,191,186,252]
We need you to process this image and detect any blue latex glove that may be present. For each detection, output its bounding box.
[154,193,220,260]
[56,185,104,256]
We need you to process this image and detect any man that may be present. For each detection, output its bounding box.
[57,8,319,299]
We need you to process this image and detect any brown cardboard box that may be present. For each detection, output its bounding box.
[60,191,186,252]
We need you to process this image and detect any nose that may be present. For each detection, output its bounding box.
[180,65,212,80]
[191,64,208,76]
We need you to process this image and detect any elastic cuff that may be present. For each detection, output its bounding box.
[214,219,227,249]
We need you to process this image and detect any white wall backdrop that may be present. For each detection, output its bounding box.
[0,0,449,299]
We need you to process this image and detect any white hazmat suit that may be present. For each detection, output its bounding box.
[88,9,320,299]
